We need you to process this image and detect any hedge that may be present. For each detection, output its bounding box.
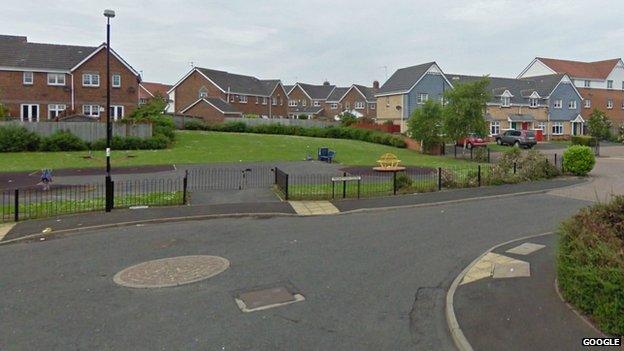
[571,135,597,147]
[184,121,407,148]
[557,196,624,335]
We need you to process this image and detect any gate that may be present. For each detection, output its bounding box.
[186,167,275,191]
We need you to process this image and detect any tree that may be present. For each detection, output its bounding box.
[127,98,167,122]
[586,109,612,141]
[443,77,491,143]
[338,112,357,126]
[407,100,444,151]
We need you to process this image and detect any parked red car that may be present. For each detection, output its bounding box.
[456,133,487,149]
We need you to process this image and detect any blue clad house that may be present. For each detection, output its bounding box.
[375,62,453,131]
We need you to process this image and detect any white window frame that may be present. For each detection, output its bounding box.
[199,91,208,98]
[355,101,365,109]
[568,100,577,109]
[23,71,33,85]
[529,98,539,108]
[607,80,614,89]
[47,104,66,119]
[313,100,320,107]
[272,97,277,106]
[553,99,563,109]
[417,93,429,104]
[288,100,297,107]
[112,74,121,88]
[83,105,101,117]
[262,97,267,105]
[239,95,248,103]
[607,99,614,109]
[551,122,564,135]
[302,100,306,107]
[501,96,511,107]
[47,73,65,86]
[536,122,546,131]
[331,103,338,109]
[584,99,591,108]
[110,105,124,121]
[20,104,39,122]
[489,121,500,136]
[584,80,590,88]
[369,103,376,110]
[345,102,350,109]
[82,73,100,87]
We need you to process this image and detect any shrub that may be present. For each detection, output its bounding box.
[0,125,40,151]
[395,173,413,191]
[557,196,624,335]
[184,119,207,130]
[473,147,488,162]
[571,135,597,147]
[339,112,357,127]
[563,145,595,176]
[39,130,87,151]
[517,150,560,180]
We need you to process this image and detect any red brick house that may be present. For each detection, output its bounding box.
[325,82,378,119]
[168,67,289,122]
[286,82,335,118]
[0,35,141,121]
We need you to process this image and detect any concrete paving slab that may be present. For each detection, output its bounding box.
[289,201,340,215]
[492,261,530,279]
[506,242,545,255]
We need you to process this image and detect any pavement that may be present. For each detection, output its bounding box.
[453,234,621,350]
[0,193,590,350]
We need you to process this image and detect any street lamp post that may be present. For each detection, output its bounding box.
[104,9,115,212]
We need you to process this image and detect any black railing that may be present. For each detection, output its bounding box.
[274,167,289,200]
[186,167,275,191]
[1,175,187,223]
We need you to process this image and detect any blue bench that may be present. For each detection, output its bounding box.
[318,147,336,163]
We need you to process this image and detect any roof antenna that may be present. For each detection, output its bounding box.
[189,61,194,68]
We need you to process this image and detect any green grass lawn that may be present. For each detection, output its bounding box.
[0,131,470,172]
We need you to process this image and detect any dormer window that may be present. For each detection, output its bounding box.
[529,98,539,108]
[501,96,511,107]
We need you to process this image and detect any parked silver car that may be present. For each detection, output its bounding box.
[495,130,537,149]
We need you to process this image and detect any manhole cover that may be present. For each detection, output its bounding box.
[113,255,229,288]
[235,286,305,312]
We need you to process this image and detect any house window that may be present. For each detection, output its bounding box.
[288,100,297,107]
[262,97,267,105]
[489,121,500,136]
[501,96,511,107]
[23,71,34,85]
[47,104,66,119]
[369,103,376,110]
[83,105,100,117]
[568,100,577,109]
[607,80,613,89]
[47,73,65,86]
[553,99,563,109]
[331,103,338,109]
[256,97,259,104]
[417,93,429,104]
[239,95,247,103]
[82,73,100,87]
[313,100,320,107]
[272,98,277,106]
[302,100,306,106]
[552,122,564,135]
[529,98,539,108]
[355,101,365,109]
[607,99,614,109]
[536,122,546,131]
[345,102,350,109]
[584,80,590,88]
[199,91,208,98]
[109,105,124,121]
[21,104,39,122]
[112,74,121,88]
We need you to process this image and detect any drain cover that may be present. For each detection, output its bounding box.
[113,255,229,288]
[235,286,304,312]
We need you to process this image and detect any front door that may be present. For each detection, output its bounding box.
[21,104,39,122]
[521,122,529,130]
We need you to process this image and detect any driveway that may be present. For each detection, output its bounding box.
[0,193,589,350]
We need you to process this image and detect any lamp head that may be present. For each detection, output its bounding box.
[103,9,116,18]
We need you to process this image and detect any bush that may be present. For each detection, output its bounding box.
[571,135,597,147]
[184,119,207,130]
[563,145,595,176]
[39,130,87,151]
[297,114,309,120]
[517,150,560,180]
[557,196,624,335]
[395,173,413,191]
[484,149,558,185]
[0,125,41,151]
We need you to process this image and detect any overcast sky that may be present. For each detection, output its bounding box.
[4,0,624,87]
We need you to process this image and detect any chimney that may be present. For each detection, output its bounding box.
[373,80,380,90]
[323,80,330,86]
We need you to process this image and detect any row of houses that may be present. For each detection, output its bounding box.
[2,34,623,138]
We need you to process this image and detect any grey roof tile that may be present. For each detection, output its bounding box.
[196,67,273,96]
[297,83,336,100]
[377,62,435,95]
[204,97,240,113]
[326,87,350,102]
[0,35,97,70]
